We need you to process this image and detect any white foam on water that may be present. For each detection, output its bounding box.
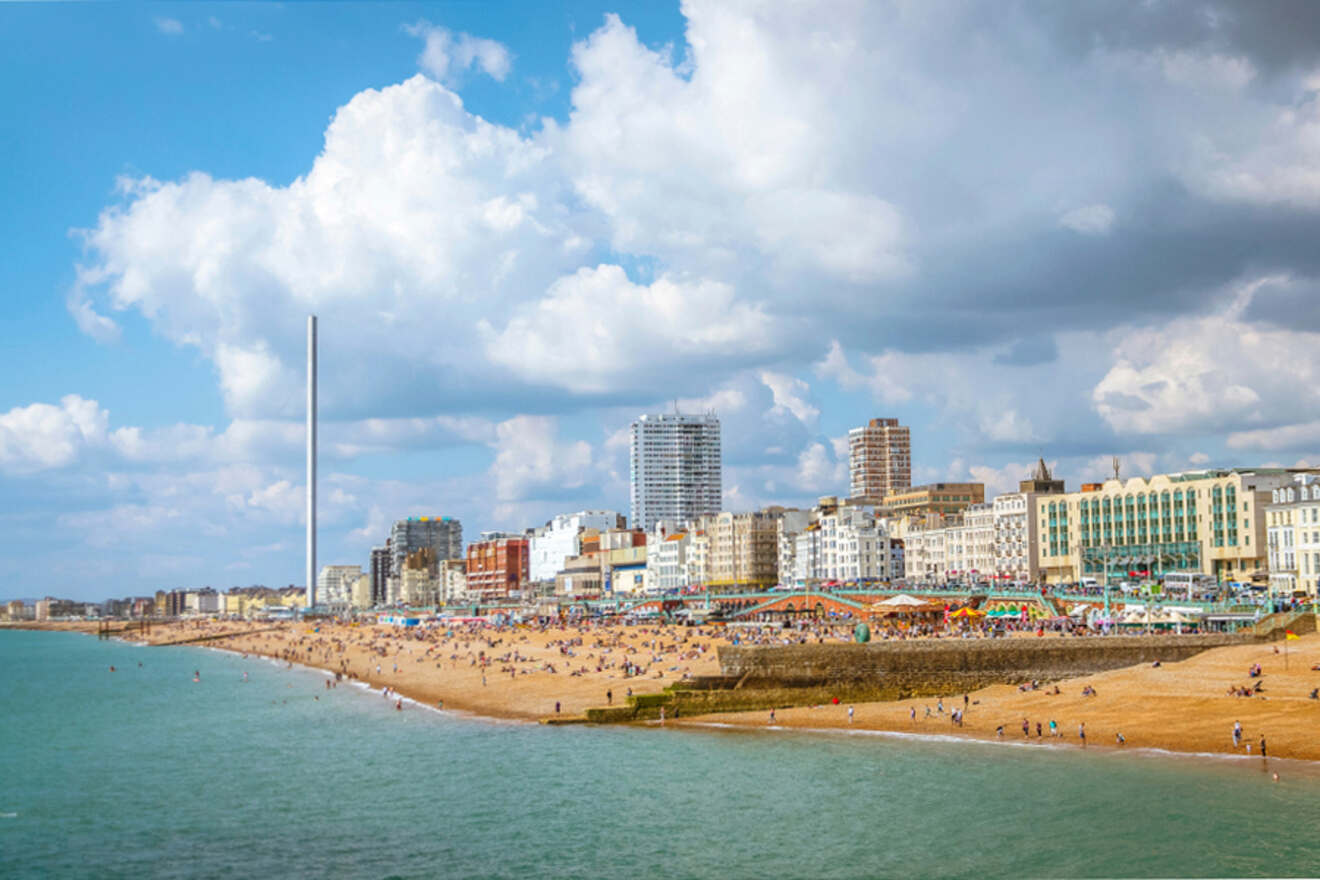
[0,812,17,819]
[677,720,1320,771]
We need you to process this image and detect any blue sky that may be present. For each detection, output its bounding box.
[3,1,1319,601]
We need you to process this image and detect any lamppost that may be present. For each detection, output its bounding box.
[1082,543,1114,621]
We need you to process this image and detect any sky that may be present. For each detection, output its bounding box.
[3,1,1320,601]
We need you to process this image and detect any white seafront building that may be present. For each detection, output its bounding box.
[529,510,625,583]
[1267,473,1320,596]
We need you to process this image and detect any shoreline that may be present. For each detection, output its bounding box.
[7,620,1320,763]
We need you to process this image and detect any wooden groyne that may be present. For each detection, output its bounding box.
[148,626,284,647]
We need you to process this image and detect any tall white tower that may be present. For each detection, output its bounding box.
[306,315,317,610]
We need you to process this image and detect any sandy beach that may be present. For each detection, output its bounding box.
[132,618,744,719]
[684,631,1320,762]
[14,618,1320,762]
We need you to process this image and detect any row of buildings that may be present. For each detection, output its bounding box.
[1,586,309,622]
[15,413,1320,617]
[316,462,1320,609]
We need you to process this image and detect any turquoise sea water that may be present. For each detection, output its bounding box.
[2,630,1319,879]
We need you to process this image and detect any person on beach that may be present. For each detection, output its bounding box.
[1036,722,1042,738]
[1233,721,1242,748]
[606,689,613,705]
[769,708,776,724]
[1260,736,1267,758]
[1049,719,1058,737]
[1115,732,1125,745]
[848,705,854,723]
[1078,722,1086,746]
[555,701,561,713]
[1022,718,1029,737]
[996,725,1004,737]
[937,698,944,714]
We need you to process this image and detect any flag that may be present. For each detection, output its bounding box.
[1285,630,1300,640]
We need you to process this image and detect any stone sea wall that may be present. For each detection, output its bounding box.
[716,633,1256,698]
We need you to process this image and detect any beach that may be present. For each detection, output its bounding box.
[17,618,1320,762]
[684,631,1320,762]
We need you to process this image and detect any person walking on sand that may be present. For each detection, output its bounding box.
[607,689,613,705]
[1078,722,1086,746]
[848,705,854,724]
[1260,735,1267,758]
[1233,720,1242,748]
[937,698,944,714]
[1022,718,1030,737]
[1049,719,1058,737]
[910,706,916,723]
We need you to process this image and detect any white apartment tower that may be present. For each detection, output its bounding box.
[848,418,911,501]
[630,412,722,533]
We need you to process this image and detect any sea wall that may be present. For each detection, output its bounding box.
[716,633,1256,698]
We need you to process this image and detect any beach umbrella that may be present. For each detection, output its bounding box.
[875,594,931,608]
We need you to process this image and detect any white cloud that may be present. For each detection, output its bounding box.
[794,441,846,494]
[489,415,592,502]
[1227,421,1320,453]
[405,21,512,85]
[758,371,818,426]
[1058,204,1115,236]
[0,395,108,474]
[245,480,304,523]
[154,17,183,36]
[1093,276,1320,435]
[813,340,866,390]
[73,74,585,418]
[1156,50,1255,91]
[978,409,1037,444]
[481,265,776,394]
[552,11,909,286]
[966,461,1036,498]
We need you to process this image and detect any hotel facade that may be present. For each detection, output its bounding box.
[1035,468,1316,586]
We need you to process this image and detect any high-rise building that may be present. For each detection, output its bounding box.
[389,517,462,577]
[370,544,391,606]
[848,418,911,501]
[630,412,722,533]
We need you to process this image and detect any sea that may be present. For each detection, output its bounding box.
[3,629,1319,879]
